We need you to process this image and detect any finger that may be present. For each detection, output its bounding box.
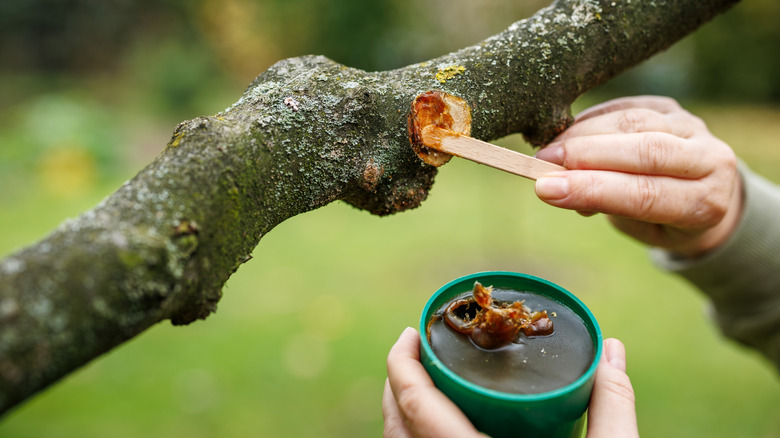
[607,215,673,248]
[383,379,412,438]
[386,328,431,393]
[386,328,480,438]
[608,174,743,256]
[535,170,729,229]
[556,107,699,142]
[586,338,639,438]
[574,95,682,123]
[540,133,715,178]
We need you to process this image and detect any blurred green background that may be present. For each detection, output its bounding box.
[1,0,779,437]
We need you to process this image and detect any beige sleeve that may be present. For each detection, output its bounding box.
[651,164,780,371]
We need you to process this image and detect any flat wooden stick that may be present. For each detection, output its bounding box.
[421,127,565,180]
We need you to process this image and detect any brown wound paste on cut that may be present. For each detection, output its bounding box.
[408,90,472,167]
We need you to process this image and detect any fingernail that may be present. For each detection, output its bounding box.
[535,143,564,164]
[535,175,569,200]
[604,338,627,372]
[399,327,418,341]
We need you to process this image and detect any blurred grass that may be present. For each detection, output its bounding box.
[1,98,779,437]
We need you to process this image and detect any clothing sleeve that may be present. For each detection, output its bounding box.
[650,164,780,371]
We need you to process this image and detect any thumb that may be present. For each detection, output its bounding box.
[586,338,639,438]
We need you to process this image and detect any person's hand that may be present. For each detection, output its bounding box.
[535,95,742,258]
[383,327,484,438]
[586,338,639,438]
[382,328,638,438]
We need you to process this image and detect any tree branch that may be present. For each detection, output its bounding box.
[0,0,738,415]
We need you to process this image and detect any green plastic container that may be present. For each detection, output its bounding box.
[419,271,602,438]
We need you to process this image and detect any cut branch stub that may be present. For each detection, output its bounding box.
[408,90,472,167]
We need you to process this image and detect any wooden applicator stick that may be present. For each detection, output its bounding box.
[420,126,565,180]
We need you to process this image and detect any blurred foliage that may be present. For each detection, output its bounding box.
[1,0,778,102]
[593,0,780,102]
[691,0,780,102]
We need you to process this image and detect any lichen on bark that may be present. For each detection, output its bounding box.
[0,0,738,415]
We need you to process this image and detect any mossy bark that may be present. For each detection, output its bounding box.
[0,0,737,415]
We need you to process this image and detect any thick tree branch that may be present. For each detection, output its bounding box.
[0,0,737,415]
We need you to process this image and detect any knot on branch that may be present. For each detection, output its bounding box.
[358,159,384,192]
[522,109,574,147]
[343,161,436,216]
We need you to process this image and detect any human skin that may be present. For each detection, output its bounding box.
[382,328,638,438]
[535,95,742,258]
